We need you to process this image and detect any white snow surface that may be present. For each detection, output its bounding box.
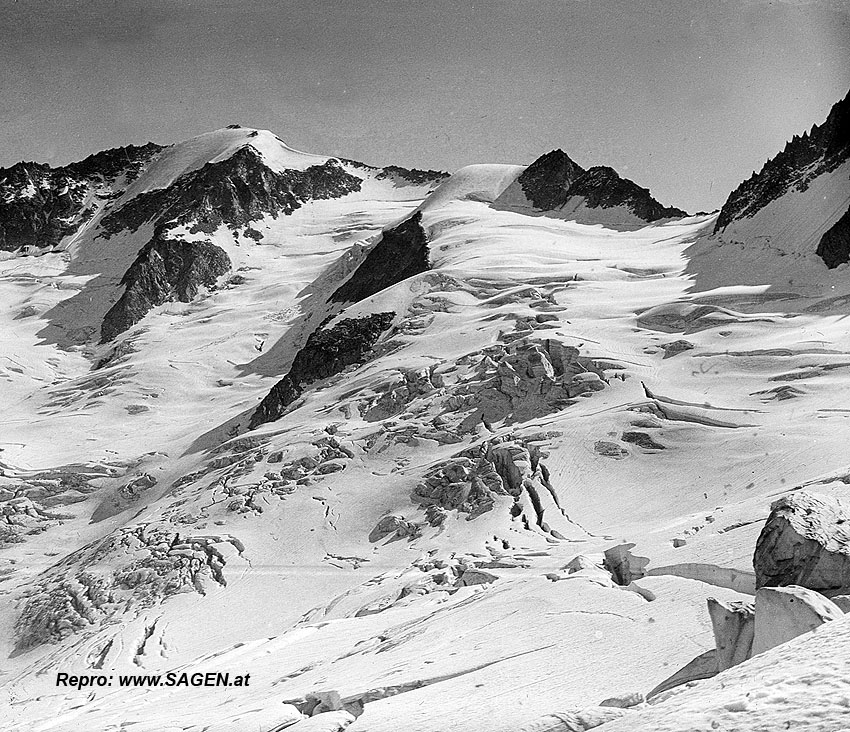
[1,133,850,732]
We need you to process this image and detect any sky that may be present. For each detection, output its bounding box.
[1,0,848,213]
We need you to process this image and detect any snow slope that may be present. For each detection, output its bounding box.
[686,159,850,302]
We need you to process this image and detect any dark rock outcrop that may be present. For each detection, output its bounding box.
[510,149,687,222]
[815,205,850,268]
[100,146,362,237]
[249,312,396,428]
[100,230,231,342]
[754,491,850,595]
[331,213,430,303]
[570,166,687,221]
[375,165,450,186]
[339,158,449,186]
[715,89,849,232]
[515,149,586,210]
[64,142,164,182]
[0,143,162,252]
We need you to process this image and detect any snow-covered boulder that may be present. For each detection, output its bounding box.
[754,492,850,594]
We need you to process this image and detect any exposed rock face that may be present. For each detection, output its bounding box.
[100,146,362,237]
[331,213,430,303]
[65,142,165,181]
[507,149,686,222]
[250,312,396,428]
[815,205,850,268]
[375,164,450,186]
[340,157,449,185]
[752,585,843,656]
[0,143,162,252]
[754,492,850,594]
[567,166,687,221]
[715,89,849,232]
[707,597,755,670]
[515,149,586,210]
[100,230,231,342]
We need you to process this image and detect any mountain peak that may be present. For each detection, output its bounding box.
[517,149,586,210]
[493,149,686,224]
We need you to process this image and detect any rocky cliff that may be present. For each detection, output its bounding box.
[100,230,231,343]
[331,213,430,303]
[514,149,587,210]
[250,312,396,428]
[815,206,850,268]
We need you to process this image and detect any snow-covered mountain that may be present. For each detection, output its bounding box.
[492,148,687,226]
[686,90,850,300]
[1,110,849,732]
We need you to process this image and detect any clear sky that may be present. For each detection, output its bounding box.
[1,0,848,212]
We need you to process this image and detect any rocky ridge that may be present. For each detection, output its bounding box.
[331,212,430,304]
[0,143,163,252]
[99,146,363,239]
[714,89,850,233]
